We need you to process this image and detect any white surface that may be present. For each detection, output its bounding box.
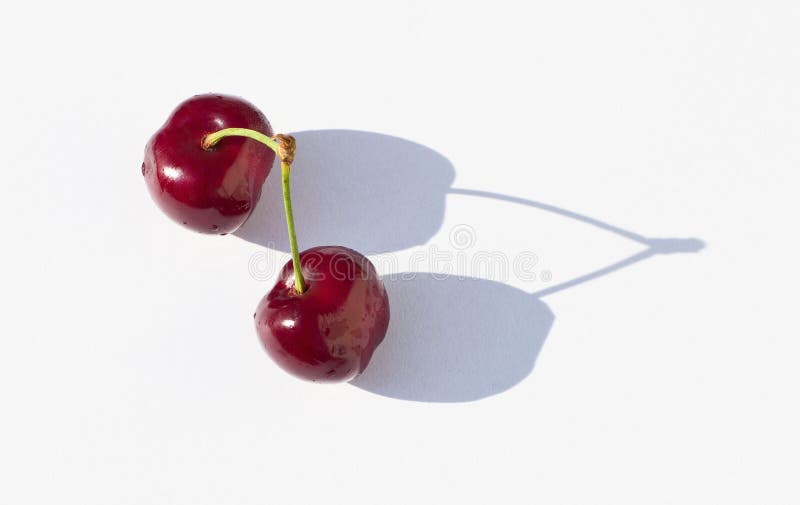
[1,1,798,503]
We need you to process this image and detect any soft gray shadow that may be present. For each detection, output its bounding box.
[233,129,705,402]
[351,274,554,403]
[447,189,705,299]
[349,191,705,401]
[351,235,704,403]
[235,130,455,254]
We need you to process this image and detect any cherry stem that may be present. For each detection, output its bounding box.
[202,128,306,294]
[202,127,280,152]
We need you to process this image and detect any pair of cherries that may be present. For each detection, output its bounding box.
[142,94,390,382]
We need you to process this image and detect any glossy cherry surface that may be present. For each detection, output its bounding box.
[255,246,391,382]
[142,94,275,234]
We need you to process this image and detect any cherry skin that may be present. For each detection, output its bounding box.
[255,246,391,382]
[142,94,276,234]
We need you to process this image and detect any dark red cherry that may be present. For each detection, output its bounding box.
[255,246,390,382]
[142,94,276,234]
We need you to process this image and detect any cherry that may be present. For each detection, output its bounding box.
[142,94,276,234]
[254,246,390,382]
[149,110,392,382]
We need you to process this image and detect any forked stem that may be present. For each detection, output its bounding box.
[203,128,306,294]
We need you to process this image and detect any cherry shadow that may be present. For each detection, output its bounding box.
[351,235,704,402]
[234,129,705,402]
[235,130,455,254]
[351,274,554,402]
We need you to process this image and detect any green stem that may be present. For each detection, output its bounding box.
[202,127,280,152]
[202,128,306,294]
[280,161,305,293]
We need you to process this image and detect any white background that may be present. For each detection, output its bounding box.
[1,1,798,503]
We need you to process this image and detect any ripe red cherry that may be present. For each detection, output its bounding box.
[142,94,276,234]
[255,246,390,382]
